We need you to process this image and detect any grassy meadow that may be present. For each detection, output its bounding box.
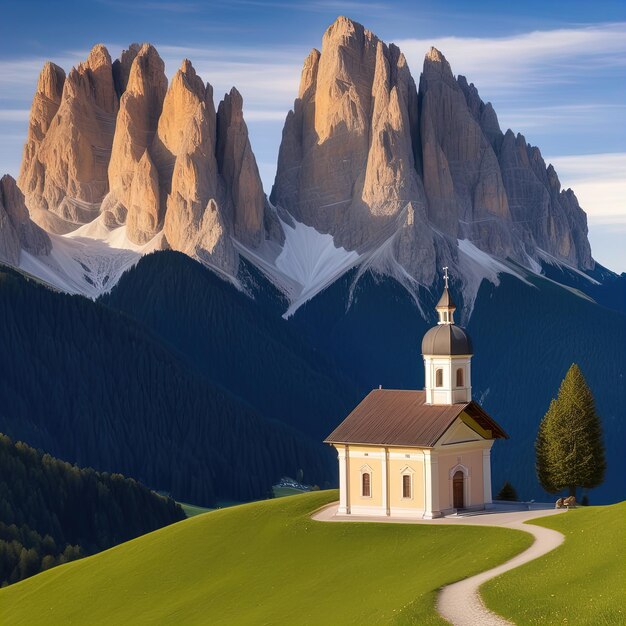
[482,501,626,625]
[0,490,531,626]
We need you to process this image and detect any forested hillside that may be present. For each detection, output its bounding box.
[0,432,184,586]
[0,264,337,506]
[101,252,362,439]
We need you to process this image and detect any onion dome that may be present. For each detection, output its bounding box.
[421,267,473,355]
[421,324,473,356]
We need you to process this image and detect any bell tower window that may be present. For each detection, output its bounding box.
[436,369,444,388]
[456,368,464,388]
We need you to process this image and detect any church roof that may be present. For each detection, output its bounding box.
[422,324,473,356]
[324,389,507,448]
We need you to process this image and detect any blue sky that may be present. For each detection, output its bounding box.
[1,0,624,271]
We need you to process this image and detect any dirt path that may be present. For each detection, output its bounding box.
[436,515,564,625]
[312,504,565,625]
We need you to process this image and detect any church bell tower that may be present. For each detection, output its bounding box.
[422,268,473,405]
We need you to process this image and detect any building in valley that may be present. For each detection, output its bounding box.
[324,270,508,518]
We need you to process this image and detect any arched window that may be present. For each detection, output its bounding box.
[435,368,443,387]
[456,368,464,388]
[362,472,371,497]
[402,474,412,499]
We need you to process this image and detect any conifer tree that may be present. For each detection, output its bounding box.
[535,364,606,498]
[496,481,518,501]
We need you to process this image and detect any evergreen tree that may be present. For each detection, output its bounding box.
[496,481,518,501]
[535,364,606,498]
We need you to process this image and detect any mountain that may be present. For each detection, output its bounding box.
[268,16,594,310]
[1,16,599,314]
[0,16,623,505]
[0,432,184,587]
[0,262,342,506]
[14,42,279,283]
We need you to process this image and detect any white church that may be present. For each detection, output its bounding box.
[325,269,508,518]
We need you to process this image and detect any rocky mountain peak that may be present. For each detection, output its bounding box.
[216,86,265,248]
[425,46,445,63]
[272,14,427,265]
[14,42,275,270]
[102,42,168,239]
[178,59,206,100]
[6,22,596,303]
[154,58,209,176]
[36,62,66,102]
[323,15,367,40]
[298,49,321,99]
[126,44,165,95]
[17,62,65,206]
[113,43,141,96]
[19,45,119,234]
[78,44,118,115]
[271,17,595,304]
[423,46,454,81]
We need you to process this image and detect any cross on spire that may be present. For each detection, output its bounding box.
[443,266,449,289]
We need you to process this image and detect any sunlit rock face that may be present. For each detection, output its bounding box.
[19,45,119,234]
[12,20,595,289]
[271,16,595,286]
[18,45,273,274]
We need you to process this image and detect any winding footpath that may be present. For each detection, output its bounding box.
[312,504,566,626]
[436,512,565,625]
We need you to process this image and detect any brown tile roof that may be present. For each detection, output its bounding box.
[324,389,508,447]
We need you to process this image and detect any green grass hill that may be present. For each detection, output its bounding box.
[0,491,531,626]
[483,501,626,625]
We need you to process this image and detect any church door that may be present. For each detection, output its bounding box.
[453,471,464,509]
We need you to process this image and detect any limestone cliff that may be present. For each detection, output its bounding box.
[19,45,118,233]
[419,47,518,261]
[0,175,51,265]
[18,45,273,272]
[102,43,168,241]
[12,21,596,294]
[272,16,595,283]
[216,87,265,248]
[272,18,423,244]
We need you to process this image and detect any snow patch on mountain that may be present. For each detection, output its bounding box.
[12,210,601,319]
[456,238,535,320]
[19,219,164,298]
[276,220,361,316]
[236,216,362,317]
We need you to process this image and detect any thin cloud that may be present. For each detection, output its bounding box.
[497,104,626,132]
[395,22,626,94]
[0,109,30,121]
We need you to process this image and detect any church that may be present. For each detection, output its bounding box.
[325,270,508,519]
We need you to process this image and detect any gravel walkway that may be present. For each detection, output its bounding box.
[312,503,566,625]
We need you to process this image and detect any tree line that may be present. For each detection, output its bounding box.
[0,432,185,587]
